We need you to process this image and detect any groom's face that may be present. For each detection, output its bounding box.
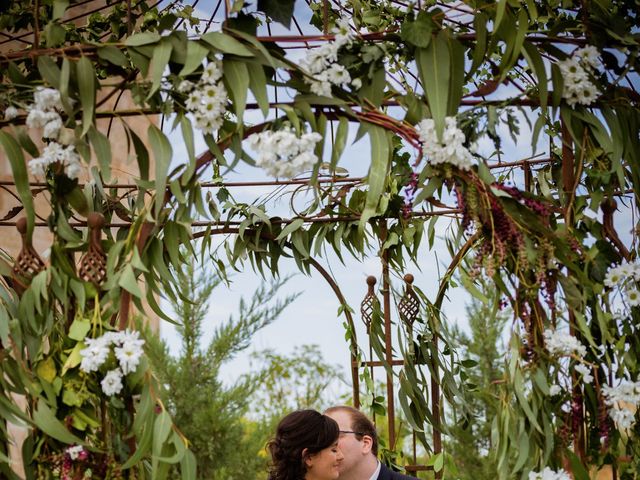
[327,410,367,475]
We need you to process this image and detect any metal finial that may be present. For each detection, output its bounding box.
[78,213,107,286]
[360,276,379,332]
[11,217,45,293]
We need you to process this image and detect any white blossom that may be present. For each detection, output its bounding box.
[114,330,145,374]
[34,87,63,111]
[627,288,640,307]
[549,384,562,396]
[29,142,83,179]
[602,378,640,429]
[101,369,124,396]
[543,328,587,357]
[247,126,323,178]
[609,407,636,430]
[416,117,475,170]
[4,106,18,120]
[574,363,593,384]
[528,467,571,480]
[79,338,110,373]
[300,17,360,97]
[558,46,601,108]
[66,445,86,461]
[180,59,228,134]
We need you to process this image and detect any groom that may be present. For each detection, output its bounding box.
[325,406,414,480]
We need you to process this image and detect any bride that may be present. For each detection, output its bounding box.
[267,409,345,480]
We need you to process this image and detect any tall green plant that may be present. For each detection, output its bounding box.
[145,256,299,480]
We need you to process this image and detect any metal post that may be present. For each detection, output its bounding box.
[380,220,396,448]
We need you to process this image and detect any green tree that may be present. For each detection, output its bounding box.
[145,255,299,480]
[445,292,508,480]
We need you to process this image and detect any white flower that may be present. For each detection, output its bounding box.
[575,363,593,384]
[247,126,322,178]
[558,49,600,108]
[604,265,624,287]
[114,330,145,374]
[178,80,194,93]
[66,445,85,461]
[43,115,63,139]
[416,117,475,170]
[34,87,62,111]
[29,142,83,179]
[101,369,124,396]
[79,338,110,373]
[602,379,640,406]
[543,328,587,357]
[549,384,562,396]
[627,288,640,307]
[4,106,18,120]
[300,18,354,98]
[609,407,636,430]
[351,78,362,89]
[528,467,571,480]
[574,45,600,70]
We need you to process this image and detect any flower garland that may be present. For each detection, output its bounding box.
[558,45,601,108]
[178,60,228,134]
[79,330,145,396]
[246,126,323,178]
[602,378,640,430]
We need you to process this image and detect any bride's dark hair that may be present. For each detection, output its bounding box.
[267,409,340,480]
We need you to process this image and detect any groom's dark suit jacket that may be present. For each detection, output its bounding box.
[377,463,416,479]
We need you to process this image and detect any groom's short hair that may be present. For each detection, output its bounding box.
[325,405,379,456]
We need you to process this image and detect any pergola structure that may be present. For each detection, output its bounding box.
[0,0,638,479]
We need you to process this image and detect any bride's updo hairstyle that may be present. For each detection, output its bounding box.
[267,409,340,480]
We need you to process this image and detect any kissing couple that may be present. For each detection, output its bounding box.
[267,406,414,480]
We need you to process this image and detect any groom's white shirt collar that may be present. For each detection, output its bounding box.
[368,460,381,480]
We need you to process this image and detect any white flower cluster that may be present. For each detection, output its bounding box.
[27,87,64,139]
[604,260,640,309]
[66,445,87,461]
[416,117,475,170]
[79,330,145,396]
[178,60,228,134]
[246,126,322,178]
[528,468,571,480]
[25,87,83,179]
[29,141,82,179]
[602,378,640,430]
[4,105,18,121]
[543,328,587,357]
[300,18,361,97]
[558,45,601,108]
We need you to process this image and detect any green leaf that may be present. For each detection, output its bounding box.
[68,318,91,341]
[417,30,450,139]
[37,56,61,89]
[36,357,57,383]
[361,125,390,227]
[118,264,143,298]
[33,399,84,445]
[53,0,69,19]
[180,41,208,76]
[223,59,249,123]
[181,450,197,480]
[200,32,254,57]
[149,39,173,99]
[247,62,269,117]
[88,126,111,182]
[61,342,84,375]
[0,132,34,239]
[400,11,434,48]
[77,56,96,137]
[152,411,173,474]
[494,0,508,30]
[330,117,349,171]
[275,218,304,241]
[447,36,465,114]
[566,451,590,480]
[469,14,488,77]
[97,45,129,67]
[180,116,196,184]
[148,124,173,218]
[359,68,386,107]
[125,32,161,47]
[257,0,295,28]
